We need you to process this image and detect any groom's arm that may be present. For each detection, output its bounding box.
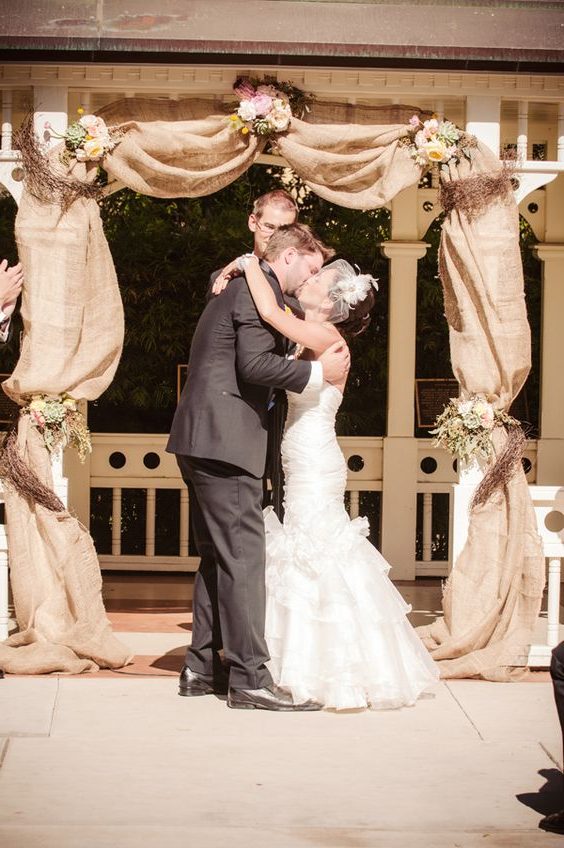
[233,278,322,394]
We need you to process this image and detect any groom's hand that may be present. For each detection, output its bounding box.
[319,340,350,385]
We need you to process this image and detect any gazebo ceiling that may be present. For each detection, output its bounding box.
[0,0,563,71]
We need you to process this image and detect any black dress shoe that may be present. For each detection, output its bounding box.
[178,665,228,697]
[540,809,564,834]
[227,684,322,711]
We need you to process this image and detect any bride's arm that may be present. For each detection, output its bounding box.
[239,256,339,356]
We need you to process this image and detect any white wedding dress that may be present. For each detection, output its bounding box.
[264,381,440,710]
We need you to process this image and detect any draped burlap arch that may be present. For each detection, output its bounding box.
[0,97,545,677]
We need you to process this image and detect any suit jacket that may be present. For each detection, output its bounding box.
[167,261,313,478]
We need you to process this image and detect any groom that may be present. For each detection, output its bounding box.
[167,223,349,710]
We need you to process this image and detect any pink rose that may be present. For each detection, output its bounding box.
[423,118,440,137]
[251,93,273,117]
[31,409,45,428]
[79,115,108,138]
[480,408,495,429]
[234,79,256,100]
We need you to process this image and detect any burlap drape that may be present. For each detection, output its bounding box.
[2,97,544,676]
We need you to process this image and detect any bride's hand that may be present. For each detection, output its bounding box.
[212,259,242,296]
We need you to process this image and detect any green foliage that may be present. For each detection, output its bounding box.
[0,172,541,439]
[93,165,391,435]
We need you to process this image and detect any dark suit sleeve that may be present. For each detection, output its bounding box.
[205,269,221,303]
[232,278,312,393]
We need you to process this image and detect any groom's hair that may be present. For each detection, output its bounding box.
[252,190,298,219]
[263,223,335,263]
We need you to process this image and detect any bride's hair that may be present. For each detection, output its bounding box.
[335,287,377,338]
[320,259,378,339]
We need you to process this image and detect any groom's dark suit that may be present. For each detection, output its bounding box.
[167,261,315,689]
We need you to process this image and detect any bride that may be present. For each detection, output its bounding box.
[215,251,439,710]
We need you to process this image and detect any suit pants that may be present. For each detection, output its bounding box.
[176,454,273,690]
[551,641,564,769]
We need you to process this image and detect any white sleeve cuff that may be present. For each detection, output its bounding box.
[300,360,323,396]
[0,319,10,343]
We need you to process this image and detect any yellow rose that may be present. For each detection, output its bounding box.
[29,399,46,411]
[62,397,77,410]
[423,139,448,162]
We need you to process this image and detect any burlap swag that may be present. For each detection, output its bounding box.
[0,98,544,678]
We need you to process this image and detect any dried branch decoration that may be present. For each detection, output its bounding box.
[439,167,514,221]
[14,112,104,211]
[0,425,65,513]
[471,424,527,510]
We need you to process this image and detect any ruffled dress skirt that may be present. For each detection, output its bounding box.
[264,383,439,711]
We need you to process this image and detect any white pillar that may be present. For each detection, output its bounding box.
[33,85,68,147]
[533,243,564,484]
[451,456,487,567]
[380,227,429,580]
[517,100,528,161]
[557,103,564,163]
[1,89,13,152]
[465,95,501,157]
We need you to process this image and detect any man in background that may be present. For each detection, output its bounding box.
[209,189,300,514]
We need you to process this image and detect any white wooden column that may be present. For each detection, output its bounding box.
[380,199,428,579]
[533,243,564,485]
[33,85,68,145]
[465,95,501,156]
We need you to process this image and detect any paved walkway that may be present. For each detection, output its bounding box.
[0,578,562,847]
[0,674,562,847]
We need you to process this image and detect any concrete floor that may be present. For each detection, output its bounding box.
[0,576,562,848]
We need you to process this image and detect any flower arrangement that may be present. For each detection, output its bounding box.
[405,114,475,169]
[24,394,91,462]
[45,107,120,163]
[228,76,313,138]
[430,394,518,464]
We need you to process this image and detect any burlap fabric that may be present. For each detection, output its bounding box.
[2,97,543,676]
[0,417,132,673]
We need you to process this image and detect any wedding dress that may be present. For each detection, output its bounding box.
[264,381,440,710]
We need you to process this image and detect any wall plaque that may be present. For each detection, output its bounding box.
[415,378,459,429]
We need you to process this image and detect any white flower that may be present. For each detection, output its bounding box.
[422,139,449,162]
[414,130,427,149]
[423,118,440,135]
[458,401,473,415]
[80,138,106,160]
[237,100,257,122]
[267,112,290,132]
[334,275,371,306]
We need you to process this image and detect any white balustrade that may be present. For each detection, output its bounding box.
[525,486,564,667]
[422,492,433,563]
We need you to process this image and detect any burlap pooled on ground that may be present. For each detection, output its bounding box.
[3,95,543,676]
[0,417,132,674]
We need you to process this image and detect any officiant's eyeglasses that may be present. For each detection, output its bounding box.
[255,218,280,234]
